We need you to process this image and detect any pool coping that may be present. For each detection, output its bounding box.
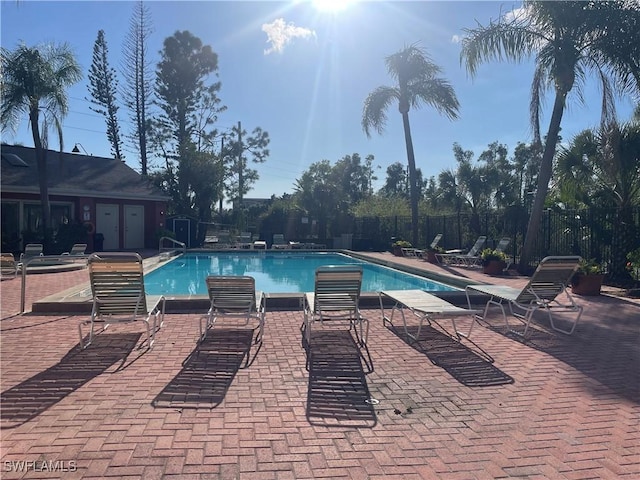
[31,249,490,313]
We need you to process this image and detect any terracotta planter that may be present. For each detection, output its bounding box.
[393,246,403,257]
[424,251,438,263]
[483,260,506,275]
[571,273,604,296]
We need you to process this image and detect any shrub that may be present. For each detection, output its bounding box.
[392,240,412,248]
[480,248,507,265]
[577,258,605,275]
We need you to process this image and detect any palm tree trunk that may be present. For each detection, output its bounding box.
[29,110,52,252]
[401,112,419,246]
[518,91,567,272]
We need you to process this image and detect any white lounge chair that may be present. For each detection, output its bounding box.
[62,243,87,256]
[428,233,443,250]
[465,256,584,336]
[201,275,265,343]
[418,233,444,261]
[379,290,481,341]
[78,252,166,350]
[235,232,253,249]
[18,243,43,265]
[272,233,289,249]
[436,235,487,266]
[302,265,368,347]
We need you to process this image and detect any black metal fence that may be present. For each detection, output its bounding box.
[243,205,639,280]
[350,207,640,277]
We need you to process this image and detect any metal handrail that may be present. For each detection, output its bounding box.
[19,254,88,314]
[158,236,186,254]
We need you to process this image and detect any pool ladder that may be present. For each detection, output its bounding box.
[159,237,186,259]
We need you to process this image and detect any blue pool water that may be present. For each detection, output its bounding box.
[144,252,458,295]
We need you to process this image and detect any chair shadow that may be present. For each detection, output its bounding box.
[0,333,140,429]
[152,328,257,410]
[479,303,640,403]
[306,330,377,428]
[386,323,514,387]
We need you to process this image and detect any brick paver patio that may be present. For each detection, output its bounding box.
[1,252,638,479]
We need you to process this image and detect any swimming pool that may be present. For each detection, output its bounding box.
[144,252,458,295]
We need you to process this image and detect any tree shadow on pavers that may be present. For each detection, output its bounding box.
[306,330,377,428]
[432,264,474,279]
[1,314,73,330]
[478,301,640,403]
[386,323,514,387]
[152,328,257,410]
[0,333,140,429]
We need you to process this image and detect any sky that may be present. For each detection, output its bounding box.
[1,0,636,200]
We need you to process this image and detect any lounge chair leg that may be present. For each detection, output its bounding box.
[142,319,152,350]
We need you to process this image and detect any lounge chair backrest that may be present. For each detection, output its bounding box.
[467,236,487,256]
[313,265,363,313]
[89,252,148,317]
[495,237,510,253]
[69,243,87,255]
[515,256,581,304]
[206,275,257,313]
[430,234,443,250]
[20,243,43,262]
[24,243,43,254]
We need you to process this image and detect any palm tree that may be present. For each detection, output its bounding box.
[460,0,640,272]
[1,43,82,250]
[556,120,640,279]
[362,44,459,247]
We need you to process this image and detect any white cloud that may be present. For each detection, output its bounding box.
[503,6,530,24]
[451,34,462,44]
[262,18,316,55]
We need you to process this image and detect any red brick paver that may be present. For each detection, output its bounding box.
[1,253,638,479]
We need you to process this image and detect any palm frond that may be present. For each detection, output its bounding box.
[412,78,460,120]
[385,44,441,83]
[529,64,546,144]
[361,86,398,137]
[461,21,542,77]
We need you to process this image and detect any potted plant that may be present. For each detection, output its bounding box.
[423,245,445,263]
[480,248,507,275]
[392,240,412,257]
[571,258,606,296]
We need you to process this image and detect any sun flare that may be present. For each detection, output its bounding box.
[312,0,354,13]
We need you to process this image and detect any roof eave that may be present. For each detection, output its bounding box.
[0,186,169,202]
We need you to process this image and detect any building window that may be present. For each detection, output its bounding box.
[1,202,20,252]
[22,203,72,242]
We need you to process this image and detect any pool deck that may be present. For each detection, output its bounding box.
[1,250,639,479]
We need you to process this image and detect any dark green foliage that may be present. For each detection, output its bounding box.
[87,30,123,160]
[153,30,226,222]
[121,0,154,175]
[461,0,640,271]
[223,123,270,208]
[1,42,82,250]
[54,223,89,254]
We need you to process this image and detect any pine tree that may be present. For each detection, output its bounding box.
[121,0,154,175]
[87,29,123,160]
